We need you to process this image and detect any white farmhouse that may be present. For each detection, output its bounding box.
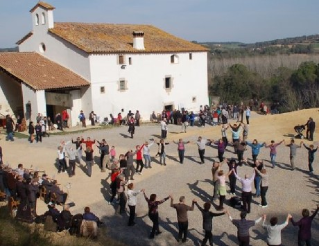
[0,1,209,126]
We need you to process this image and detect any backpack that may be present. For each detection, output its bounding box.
[44,215,57,232]
[69,213,83,236]
[230,196,242,209]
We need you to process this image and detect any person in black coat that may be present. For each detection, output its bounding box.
[55,113,63,131]
[309,118,316,141]
[35,122,42,143]
[195,201,226,246]
[28,122,35,143]
[50,180,68,205]
[5,115,14,141]
[59,205,73,231]
[28,178,39,217]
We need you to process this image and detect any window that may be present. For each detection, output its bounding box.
[165,77,171,89]
[170,54,179,64]
[118,55,125,65]
[189,53,192,60]
[35,14,39,26]
[39,43,46,53]
[119,79,127,91]
[41,13,46,24]
[164,76,173,92]
[100,86,105,94]
[129,57,132,65]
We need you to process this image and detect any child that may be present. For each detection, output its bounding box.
[110,146,116,162]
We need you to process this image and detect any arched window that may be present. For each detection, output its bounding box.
[39,43,46,53]
[41,12,46,24]
[35,14,39,26]
[170,54,179,64]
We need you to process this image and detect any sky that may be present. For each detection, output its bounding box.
[0,0,318,48]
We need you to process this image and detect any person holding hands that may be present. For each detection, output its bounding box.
[170,196,196,243]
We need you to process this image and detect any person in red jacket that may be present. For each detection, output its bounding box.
[61,110,69,128]
[135,144,144,174]
[108,168,121,205]
[81,137,96,149]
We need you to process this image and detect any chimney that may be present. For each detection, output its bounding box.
[133,31,145,50]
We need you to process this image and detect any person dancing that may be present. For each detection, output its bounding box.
[143,190,170,239]
[291,205,319,246]
[265,140,284,168]
[127,183,143,226]
[303,143,318,174]
[195,201,226,246]
[233,170,255,213]
[173,138,190,164]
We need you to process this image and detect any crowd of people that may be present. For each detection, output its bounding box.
[0,103,318,245]
[0,162,104,237]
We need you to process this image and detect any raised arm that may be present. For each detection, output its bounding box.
[249,171,256,181]
[303,144,310,150]
[310,205,319,219]
[159,195,170,205]
[189,199,196,211]
[233,170,241,181]
[194,201,204,213]
[286,214,292,224]
[143,191,149,202]
[255,216,263,224]
[170,196,174,208]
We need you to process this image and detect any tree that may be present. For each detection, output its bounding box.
[291,61,317,87]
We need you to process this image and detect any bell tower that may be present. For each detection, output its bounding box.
[29,1,55,30]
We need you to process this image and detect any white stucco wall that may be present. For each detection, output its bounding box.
[21,84,46,122]
[89,52,208,121]
[69,90,82,126]
[0,73,23,118]
[19,7,91,81]
[18,6,208,123]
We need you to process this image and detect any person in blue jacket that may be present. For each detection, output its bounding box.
[246,139,265,164]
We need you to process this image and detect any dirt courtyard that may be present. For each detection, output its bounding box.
[0,108,319,246]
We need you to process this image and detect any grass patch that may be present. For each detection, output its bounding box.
[0,205,125,246]
[13,132,29,139]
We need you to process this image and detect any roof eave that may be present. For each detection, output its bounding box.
[30,2,55,13]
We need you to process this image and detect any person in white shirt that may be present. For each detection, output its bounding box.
[234,170,255,213]
[196,136,212,164]
[143,140,154,168]
[160,119,168,139]
[262,214,291,246]
[57,145,67,173]
[127,183,144,226]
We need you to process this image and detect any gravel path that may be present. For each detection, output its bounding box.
[1,113,319,246]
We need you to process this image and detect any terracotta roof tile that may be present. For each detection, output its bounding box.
[49,22,209,53]
[0,52,89,90]
[30,1,55,12]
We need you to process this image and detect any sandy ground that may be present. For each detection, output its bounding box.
[1,108,319,246]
